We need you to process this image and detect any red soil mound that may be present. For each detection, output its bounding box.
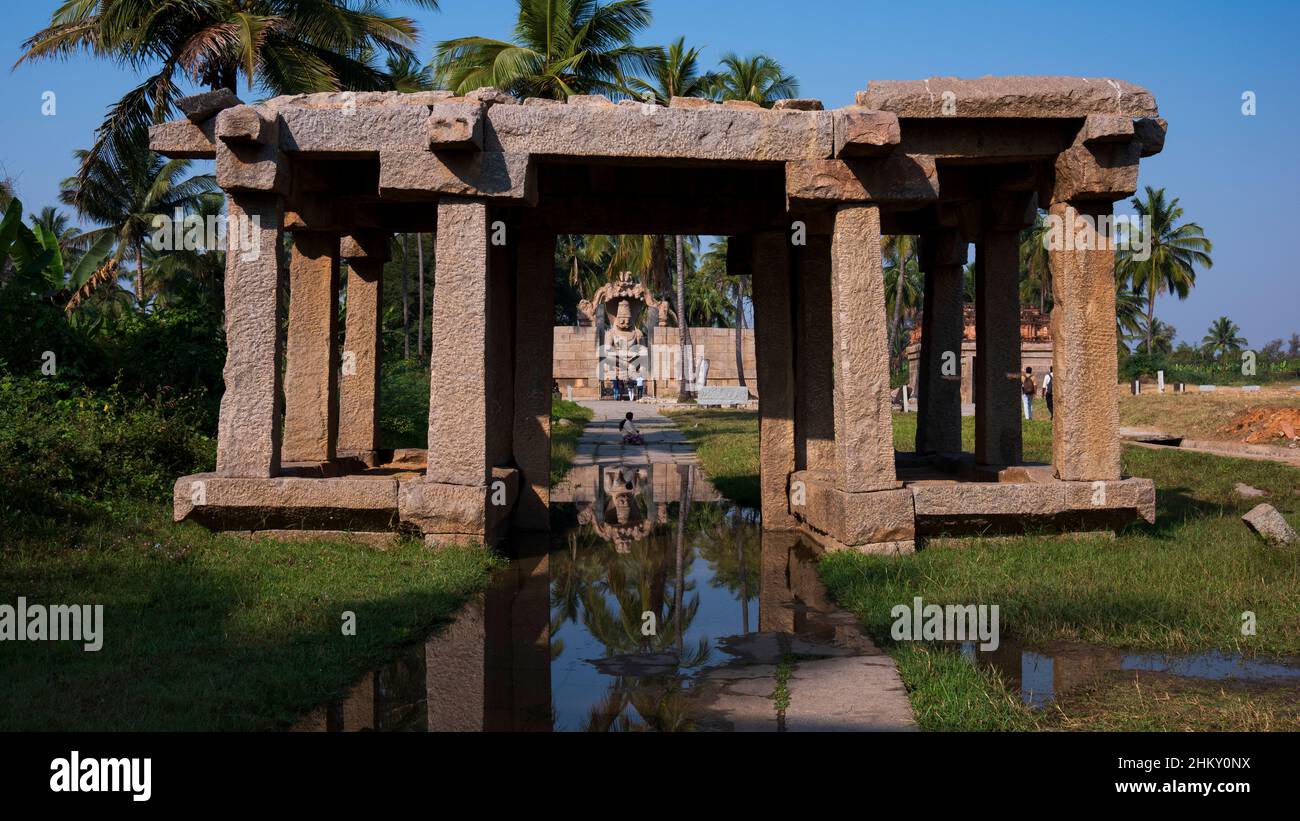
[1218,406,1300,444]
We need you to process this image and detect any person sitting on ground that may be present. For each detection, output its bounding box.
[619,412,645,445]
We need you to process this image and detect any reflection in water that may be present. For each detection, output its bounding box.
[962,640,1300,709]
[296,463,804,732]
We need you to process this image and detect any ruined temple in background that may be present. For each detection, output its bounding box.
[153,76,1164,551]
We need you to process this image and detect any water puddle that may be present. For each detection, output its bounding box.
[959,640,1300,709]
[293,463,880,732]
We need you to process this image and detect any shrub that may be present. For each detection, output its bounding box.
[0,376,214,518]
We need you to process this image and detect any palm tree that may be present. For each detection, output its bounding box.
[19,0,436,193]
[1116,186,1213,354]
[1202,316,1247,360]
[433,0,659,100]
[1115,281,1145,354]
[882,235,920,369]
[622,36,716,104]
[60,144,218,311]
[709,52,798,106]
[1019,212,1051,313]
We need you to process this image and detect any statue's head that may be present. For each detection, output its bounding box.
[614,299,633,331]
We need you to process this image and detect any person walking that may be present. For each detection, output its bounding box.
[1043,366,1054,420]
[1021,366,1037,420]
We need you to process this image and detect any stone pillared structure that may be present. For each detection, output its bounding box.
[156,76,1162,550]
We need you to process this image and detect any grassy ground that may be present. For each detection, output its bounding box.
[666,404,1300,730]
[1118,389,1300,441]
[0,504,498,730]
[551,398,594,485]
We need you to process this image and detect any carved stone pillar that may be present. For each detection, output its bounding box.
[216,193,286,478]
[283,231,340,464]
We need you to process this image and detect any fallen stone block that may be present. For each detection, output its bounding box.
[1242,503,1297,547]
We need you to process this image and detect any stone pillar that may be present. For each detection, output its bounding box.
[512,230,555,530]
[338,233,388,460]
[1049,200,1122,480]
[829,204,896,491]
[915,229,966,454]
[750,231,797,530]
[216,194,286,478]
[427,198,490,486]
[973,229,1022,467]
[282,231,340,464]
[793,234,836,472]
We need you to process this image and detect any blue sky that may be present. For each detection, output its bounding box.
[2,0,1296,346]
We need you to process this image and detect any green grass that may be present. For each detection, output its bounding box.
[0,503,498,730]
[666,405,1300,730]
[550,397,594,485]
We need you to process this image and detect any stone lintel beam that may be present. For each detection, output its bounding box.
[786,154,939,204]
[937,199,983,239]
[378,149,535,203]
[1134,117,1167,157]
[528,194,788,235]
[833,108,901,157]
[1050,139,1141,203]
[1082,113,1135,145]
[149,118,217,159]
[177,89,243,123]
[340,231,392,262]
[484,103,833,162]
[987,189,1038,232]
[216,105,276,145]
[427,102,485,150]
[216,140,289,195]
[773,99,825,111]
[284,199,349,231]
[896,119,1075,162]
[859,77,1158,119]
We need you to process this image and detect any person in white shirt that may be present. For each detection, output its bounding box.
[1043,367,1054,419]
[619,412,645,445]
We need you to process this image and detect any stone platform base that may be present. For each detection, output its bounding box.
[174,462,520,546]
[787,460,1156,554]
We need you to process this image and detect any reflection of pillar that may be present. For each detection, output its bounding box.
[750,231,797,529]
[484,534,552,731]
[216,194,285,477]
[1049,200,1122,480]
[794,234,836,471]
[513,230,555,529]
[758,530,797,633]
[427,198,489,486]
[338,233,387,458]
[974,227,1022,466]
[425,601,485,731]
[915,229,965,454]
[829,205,896,491]
[283,231,341,463]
